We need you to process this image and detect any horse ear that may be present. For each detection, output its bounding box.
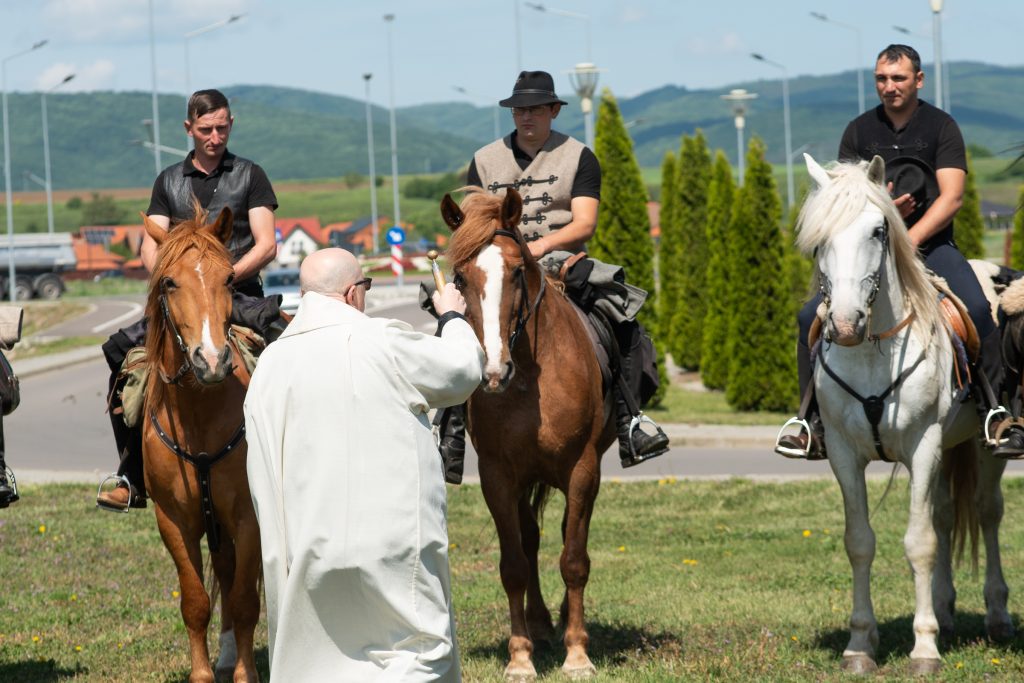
[141,211,167,245]
[208,207,234,245]
[804,153,831,189]
[501,188,523,228]
[440,194,464,231]
[866,155,886,186]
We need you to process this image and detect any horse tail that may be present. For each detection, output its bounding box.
[529,482,553,529]
[945,439,980,572]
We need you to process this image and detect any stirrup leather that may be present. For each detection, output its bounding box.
[96,474,133,513]
[984,407,1012,446]
[775,417,812,458]
[626,412,668,462]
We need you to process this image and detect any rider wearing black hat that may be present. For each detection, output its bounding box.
[433,70,669,483]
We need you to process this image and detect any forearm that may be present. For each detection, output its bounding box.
[534,219,595,254]
[232,240,276,282]
[907,194,962,246]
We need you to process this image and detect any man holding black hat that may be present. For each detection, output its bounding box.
[433,70,669,483]
[776,44,1019,458]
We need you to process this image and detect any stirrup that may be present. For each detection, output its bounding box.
[775,417,812,458]
[0,466,19,507]
[96,474,133,514]
[627,412,669,461]
[984,407,1012,446]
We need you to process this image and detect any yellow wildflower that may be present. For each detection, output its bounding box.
[38,525,46,534]
[802,529,812,538]
[617,545,626,553]
[171,590,180,599]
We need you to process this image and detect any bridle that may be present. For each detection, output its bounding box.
[157,278,194,385]
[494,229,546,352]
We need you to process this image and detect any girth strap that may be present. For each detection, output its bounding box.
[149,411,245,553]
[818,353,924,463]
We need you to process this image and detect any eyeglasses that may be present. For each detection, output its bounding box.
[511,105,552,117]
[352,277,372,291]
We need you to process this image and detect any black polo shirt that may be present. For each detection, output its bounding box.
[466,131,601,200]
[147,150,278,218]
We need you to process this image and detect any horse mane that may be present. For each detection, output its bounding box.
[796,159,942,340]
[144,202,233,402]
[447,187,531,268]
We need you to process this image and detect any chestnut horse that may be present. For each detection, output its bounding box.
[441,188,615,680]
[141,208,261,683]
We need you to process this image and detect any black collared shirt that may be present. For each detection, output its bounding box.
[466,131,601,200]
[147,150,278,218]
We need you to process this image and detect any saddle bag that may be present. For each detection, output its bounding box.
[0,349,20,416]
[117,347,150,428]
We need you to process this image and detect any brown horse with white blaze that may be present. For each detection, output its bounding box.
[441,188,615,680]
[141,207,261,683]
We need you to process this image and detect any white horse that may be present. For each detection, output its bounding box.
[797,154,1013,675]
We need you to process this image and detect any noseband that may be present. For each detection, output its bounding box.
[494,229,546,352]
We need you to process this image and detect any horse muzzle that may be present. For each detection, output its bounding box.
[191,344,235,384]
[827,309,866,347]
[482,360,515,393]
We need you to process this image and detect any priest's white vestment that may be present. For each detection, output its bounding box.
[244,292,483,681]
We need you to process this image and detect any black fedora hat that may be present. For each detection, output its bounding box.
[498,71,568,108]
[885,156,939,223]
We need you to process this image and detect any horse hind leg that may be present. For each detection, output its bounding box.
[519,489,555,646]
[217,505,262,682]
[154,505,216,683]
[978,451,1013,643]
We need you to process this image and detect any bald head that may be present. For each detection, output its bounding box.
[300,248,364,297]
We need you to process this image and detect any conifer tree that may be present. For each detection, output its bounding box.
[956,151,986,260]
[1012,185,1024,270]
[700,150,736,390]
[592,88,667,404]
[725,137,798,411]
[657,151,679,346]
[668,132,712,369]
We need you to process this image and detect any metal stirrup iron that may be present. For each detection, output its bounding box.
[96,474,133,513]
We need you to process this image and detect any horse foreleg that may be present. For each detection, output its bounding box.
[155,504,215,683]
[210,536,237,680]
[518,494,554,645]
[829,452,879,673]
[558,456,599,679]
[977,450,1013,643]
[931,454,956,645]
[481,476,536,681]
[224,512,261,683]
[905,437,944,674]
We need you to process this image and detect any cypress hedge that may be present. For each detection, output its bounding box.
[956,151,986,261]
[700,150,736,390]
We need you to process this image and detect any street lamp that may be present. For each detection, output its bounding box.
[363,73,380,255]
[930,0,945,112]
[524,3,592,62]
[184,14,245,148]
[41,74,74,235]
[720,89,757,186]
[454,86,500,140]
[513,0,523,71]
[3,38,48,302]
[148,0,162,176]
[383,13,402,286]
[893,24,948,112]
[751,53,794,209]
[809,11,865,114]
[567,63,600,149]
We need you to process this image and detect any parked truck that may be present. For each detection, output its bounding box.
[0,233,77,300]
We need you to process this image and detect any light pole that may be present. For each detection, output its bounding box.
[184,14,245,149]
[453,86,500,140]
[567,63,600,149]
[893,24,948,112]
[720,89,757,186]
[513,0,523,71]
[147,0,162,176]
[41,74,74,235]
[524,2,592,62]
[810,11,865,114]
[3,39,48,302]
[364,73,380,255]
[751,53,794,209]
[930,0,944,112]
[383,13,402,286]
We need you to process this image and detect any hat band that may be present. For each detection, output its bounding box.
[511,88,558,97]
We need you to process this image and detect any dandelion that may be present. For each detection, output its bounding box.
[991,658,1001,665]
[32,635,40,643]
[955,662,963,669]
[118,642,124,650]
[74,645,82,652]
[682,559,698,566]
[802,529,812,538]
[171,590,180,599]
[791,635,799,642]
[38,525,46,534]
[449,542,458,550]
[617,546,626,553]
[69,594,77,602]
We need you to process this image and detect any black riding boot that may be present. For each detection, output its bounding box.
[437,404,466,485]
[97,372,147,509]
[0,417,17,508]
[616,388,669,468]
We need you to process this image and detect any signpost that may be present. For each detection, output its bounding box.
[386,226,405,287]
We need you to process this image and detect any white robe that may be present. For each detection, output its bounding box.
[244,292,483,682]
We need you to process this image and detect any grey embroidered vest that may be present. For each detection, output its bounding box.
[473,131,585,248]
[161,154,255,264]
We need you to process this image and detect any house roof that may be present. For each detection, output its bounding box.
[72,237,125,270]
[275,217,323,243]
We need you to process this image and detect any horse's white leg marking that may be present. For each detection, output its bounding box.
[829,446,880,662]
[476,244,506,377]
[978,450,1013,641]
[905,427,943,663]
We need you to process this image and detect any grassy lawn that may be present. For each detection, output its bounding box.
[2,479,1024,681]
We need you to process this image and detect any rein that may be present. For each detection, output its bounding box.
[494,228,547,351]
[150,410,245,553]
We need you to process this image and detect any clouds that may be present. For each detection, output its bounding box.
[42,0,249,43]
[35,60,116,92]
[686,32,745,57]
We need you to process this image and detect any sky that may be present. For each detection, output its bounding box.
[1,0,1022,107]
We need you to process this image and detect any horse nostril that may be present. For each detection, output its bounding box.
[503,361,515,383]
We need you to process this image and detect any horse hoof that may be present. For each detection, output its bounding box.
[503,665,537,682]
[987,621,1016,644]
[840,654,877,674]
[561,662,597,680]
[908,658,942,676]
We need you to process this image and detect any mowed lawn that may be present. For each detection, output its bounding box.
[2,477,1024,681]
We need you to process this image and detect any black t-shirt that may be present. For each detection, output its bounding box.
[465,131,601,200]
[147,150,278,218]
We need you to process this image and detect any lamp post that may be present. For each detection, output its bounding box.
[524,3,592,62]
[930,0,944,112]
[567,63,600,149]
[42,74,74,235]
[720,89,757,186]
[148,0,162,176]
[513,0,523,71]
[453,86,500,140]
[363,73,380,255]
[809,11,865,114]
[892,24,948,112]
[751,53,793,209]
[184,14,245,149]
[383,14,401,234]
[3,38,48,302]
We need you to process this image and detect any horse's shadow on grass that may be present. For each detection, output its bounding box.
[466,621,683,676]
[0,659,82,682]
[815,611,1024,664]
[163,645,269,683]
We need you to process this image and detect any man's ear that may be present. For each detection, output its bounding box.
[550,104,561,119]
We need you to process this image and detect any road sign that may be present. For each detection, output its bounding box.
[385,226,406,245]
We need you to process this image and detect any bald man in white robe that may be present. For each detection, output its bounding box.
[243,248,483,681]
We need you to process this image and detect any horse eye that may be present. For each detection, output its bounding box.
[452,272,465,290]
[226,272,235,287]
[161,276,178,290]
[872,225,886,241]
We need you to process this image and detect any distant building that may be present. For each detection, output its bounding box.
[274,217,323,267]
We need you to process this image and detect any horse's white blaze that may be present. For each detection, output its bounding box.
[477,245,506,376]
[821,207,885,342]
[200,318,219,366]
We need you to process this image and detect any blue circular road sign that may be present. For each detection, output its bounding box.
[386,226,406,245]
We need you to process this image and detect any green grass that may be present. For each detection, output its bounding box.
[3,479,1024,681]
[649,382,789,426]
[62,279,148,298]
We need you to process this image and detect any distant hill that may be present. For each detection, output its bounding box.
[1,60,1021,190]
